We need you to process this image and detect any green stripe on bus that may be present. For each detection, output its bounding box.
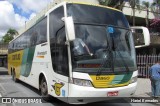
[20,47,35,77]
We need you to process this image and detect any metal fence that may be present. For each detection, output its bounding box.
[136,54,160,78]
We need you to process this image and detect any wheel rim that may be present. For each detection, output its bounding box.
[12,72,15,81]
[12,74,14,80]
[41,79,48,96]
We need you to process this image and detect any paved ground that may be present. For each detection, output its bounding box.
[0,67,159,106]
[0,76,157,106]
[134,78,152,97]
[0,67,151,97]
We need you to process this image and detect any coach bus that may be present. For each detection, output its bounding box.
[8,1,137,104]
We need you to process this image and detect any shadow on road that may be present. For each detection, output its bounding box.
[0,71,8,75]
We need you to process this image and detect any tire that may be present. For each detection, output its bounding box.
[12,71,18,82]
[40,77,50,101]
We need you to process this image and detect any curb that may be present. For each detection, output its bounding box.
[0,71,8,75]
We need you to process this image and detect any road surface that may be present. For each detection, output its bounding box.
[0,68,159,106]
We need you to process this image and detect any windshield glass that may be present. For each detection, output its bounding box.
[70,24,137,73]
[67,3,129,28]
[67,3,136,74]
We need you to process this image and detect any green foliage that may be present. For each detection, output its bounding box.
[98,0,140,26]
[98,0,125,10]
[129,0,140,8]
[128,0,140,26]
[2,28,18,43]
[141,1,153,27]
[151,0,160,12]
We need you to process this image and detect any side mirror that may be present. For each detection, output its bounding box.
[131,26,150,48]
[63,16,75,41]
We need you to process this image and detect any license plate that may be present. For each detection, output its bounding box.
[107,91,119,97]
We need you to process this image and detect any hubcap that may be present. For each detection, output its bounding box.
[41,81,47,95]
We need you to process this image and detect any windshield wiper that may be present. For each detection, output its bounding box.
[74,53,93,57]
[115,32,130,73]
[96,34,114,75]
[116,50,130,73]
[96,50,113,76]
[96,27,130,75]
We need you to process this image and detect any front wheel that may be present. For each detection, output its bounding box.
[40,77,50,101]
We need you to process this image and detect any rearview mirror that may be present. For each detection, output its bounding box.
[131,26,150,48]
[63,16,75,41]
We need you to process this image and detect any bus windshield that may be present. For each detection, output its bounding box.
[67,4,136,74]
[67,3,129,28]
[70,24,136,73]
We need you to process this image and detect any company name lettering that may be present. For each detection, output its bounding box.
[37,51,47,55]
[12,54,20,60]
[96,76,110,80]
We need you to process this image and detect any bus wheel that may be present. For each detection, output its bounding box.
[12,71,18,82]
[40,77,50,101]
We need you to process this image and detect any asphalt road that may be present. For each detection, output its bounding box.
[0,67,158,106]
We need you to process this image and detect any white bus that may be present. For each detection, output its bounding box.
[131,26,150,48]
[8,2,137,104]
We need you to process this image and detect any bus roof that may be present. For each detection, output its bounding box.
[69,2,122,12]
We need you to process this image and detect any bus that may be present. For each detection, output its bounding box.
[8,1,137,104]
[131,26,150,48]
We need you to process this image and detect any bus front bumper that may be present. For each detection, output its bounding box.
[68,82,137,104]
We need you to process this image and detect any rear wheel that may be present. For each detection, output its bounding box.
[12,70,18,82]
[40,77,50,101]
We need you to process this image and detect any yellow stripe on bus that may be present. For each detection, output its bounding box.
[65,0,122,12]
[8,50,24,78]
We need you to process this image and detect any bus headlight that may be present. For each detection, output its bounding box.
[70,78,93,87]
[130,76,137,84]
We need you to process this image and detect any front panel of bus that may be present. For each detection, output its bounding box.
[66,3,137,101]
[49,3,137,103]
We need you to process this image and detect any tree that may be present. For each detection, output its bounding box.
[128,0,140,26]
[141,1,155,27]
[150,18,160,27]
[99,0,141,26]
[2,29,18,43]
[98,0,126,10]
[152,0,160,14]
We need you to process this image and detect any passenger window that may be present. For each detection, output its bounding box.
[35,18,47,44]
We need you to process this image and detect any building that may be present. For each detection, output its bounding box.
[17,0,160,55]
[0,43,8,67]
[123,2,160,26]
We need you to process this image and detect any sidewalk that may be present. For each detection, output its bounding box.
[134,78,151,97]
[0,67,8,75]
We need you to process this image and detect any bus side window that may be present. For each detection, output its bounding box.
[35,17,47,44]
[30,28,38,47]
[12,43,14,52]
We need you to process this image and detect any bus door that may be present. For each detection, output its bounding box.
[49,5,70,99]
[50,29,70,98]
